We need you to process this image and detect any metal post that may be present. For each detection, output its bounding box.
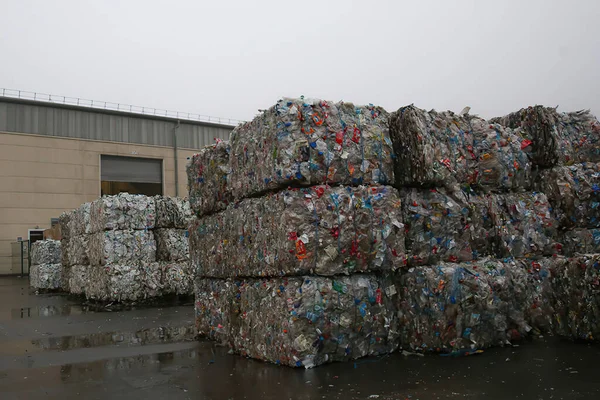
[20,241,24,277]
[173,121,180,197]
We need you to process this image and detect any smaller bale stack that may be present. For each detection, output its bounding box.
[59,194,193,301]
[29,239,62,290]
[155,196,194,295]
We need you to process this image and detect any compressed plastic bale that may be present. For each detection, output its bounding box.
[68,265,88,296]
[85,264,144,302]
[60,264,71,292]
[556,110,600,163]
[490,106,561,167]
[195,274,399,368]
[141,262,164,298]
[187,140,233,217]
[61,236,89,267]
[90,193,156,232]
[154,196,194,229]
[70,202,92,236]
[59,211,72,240]
[551,255,600,340]
[228,98,394,202]
[162,262,192,295]
[29,263,62,290]
[389,105,532,191]
[562,228,600,255]
[189,185,406,278]
[87,229,156,266]
[537,162,600,229]
[508,258,560,334]
[155,229,189,262]
[490,192,561,258]
[194,279,235,344]
[402,188,494,266]
[396,259,526,353]
[494,108,600,164]
[31,239,61,265]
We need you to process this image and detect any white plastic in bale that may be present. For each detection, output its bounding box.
[29,263,62,290]
[154,196,194,229]
[85,264,144,302]
[163,262,192,295]
[31,239,61,265]
[90,193,156,232]
[61,236,89,267]
[155,229,189,262]
[68,265,89,296]
[87,229,156,266]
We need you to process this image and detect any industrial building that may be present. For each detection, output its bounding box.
[0,90,235,275]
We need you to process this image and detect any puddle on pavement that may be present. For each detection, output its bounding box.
[3,296,193,321]
[0,325,196,355]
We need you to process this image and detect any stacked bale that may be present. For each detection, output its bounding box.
[551,254,600,340]
[389,105,532,192]
[397,256,566,354]
[59,194,193,301]
[155,196,194,295]
[491,106,600,166]
[29,239,62,290]
[491,106,600,340]
[388,104,566,353]
[189,97,405,368]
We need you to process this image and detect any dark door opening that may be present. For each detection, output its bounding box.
[100,155,163,196]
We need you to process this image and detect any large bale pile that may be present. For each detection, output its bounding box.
[29,239,62,290]
[188,97,600,367]
[59,194,193,301]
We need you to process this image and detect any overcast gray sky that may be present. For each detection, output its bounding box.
[1,0,599,122]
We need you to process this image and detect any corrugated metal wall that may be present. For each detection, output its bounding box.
[0,100,233,149]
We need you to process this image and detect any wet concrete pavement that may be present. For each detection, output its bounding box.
[1,276,600,400]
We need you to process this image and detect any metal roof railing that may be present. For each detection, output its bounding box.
[0,88,243,127]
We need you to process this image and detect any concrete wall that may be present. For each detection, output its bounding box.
[0,131,198,274]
